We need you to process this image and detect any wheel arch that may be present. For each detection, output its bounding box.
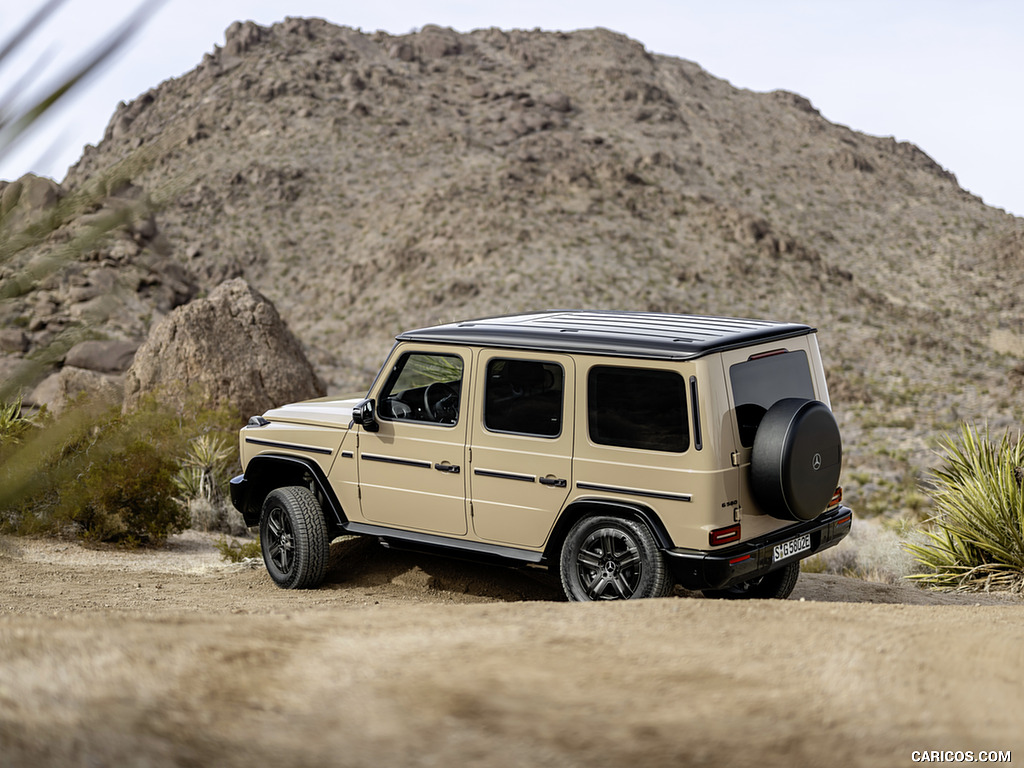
[240,454,347,535]
[544,498,675,563]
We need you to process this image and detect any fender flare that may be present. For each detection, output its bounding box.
[238,454,347,531]
[544,497,675,562]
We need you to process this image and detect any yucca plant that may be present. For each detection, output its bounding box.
[0,397,37,445]
[172,433,232,506]
[906,423,1024,592]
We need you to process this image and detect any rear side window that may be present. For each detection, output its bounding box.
[730,350,815,447]
[484,358,564,437]
[588,366,688,452]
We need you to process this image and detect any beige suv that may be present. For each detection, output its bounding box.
[230,310,851,601]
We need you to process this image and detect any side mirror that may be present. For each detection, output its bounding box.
[351,398,378,432]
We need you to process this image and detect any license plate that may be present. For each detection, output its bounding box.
[773,533,811,563]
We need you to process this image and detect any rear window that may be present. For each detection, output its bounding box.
[588,366,688,453]
[730,350,814,447]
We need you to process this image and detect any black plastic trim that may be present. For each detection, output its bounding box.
[552,498,677,553]
[344,522,544,564]
[361,453,432,469]
[474,468,536,483]
[244,437,333,456]
[575,482,692,503]
[233,455,348,531]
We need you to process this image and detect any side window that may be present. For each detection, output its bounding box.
[588,366,689,452]
[729,350,814,447]
[484,358,563,437]
[378,352,463,426]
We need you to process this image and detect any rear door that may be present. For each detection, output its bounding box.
[468,352,574,548]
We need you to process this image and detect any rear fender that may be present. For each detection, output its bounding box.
[544,499,675,562]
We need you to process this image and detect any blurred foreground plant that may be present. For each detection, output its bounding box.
[0,393,239,544]
[906,423,1024,592]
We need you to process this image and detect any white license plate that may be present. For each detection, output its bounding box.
[773,533,811,563]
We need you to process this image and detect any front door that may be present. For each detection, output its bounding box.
[358,346,471,536]
[469,352,574,548]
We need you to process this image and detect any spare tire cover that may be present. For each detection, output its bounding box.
[750,398,842,522]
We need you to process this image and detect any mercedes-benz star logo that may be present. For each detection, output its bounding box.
[812,453,822,471]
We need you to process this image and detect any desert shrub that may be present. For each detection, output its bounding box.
[0,398,37,445]
[801,518,915,584]
[215,536,262,563]
[172,433,248,534]
[906,423,1024,592]
[0,394,240,544]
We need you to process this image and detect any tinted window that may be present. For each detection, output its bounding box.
[378,352,463,425]
[484,358,563,437]
[730,350,814,447]
[588,366,688,452]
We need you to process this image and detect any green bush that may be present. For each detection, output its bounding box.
[906,423,1024,592]
[0,394,240,545]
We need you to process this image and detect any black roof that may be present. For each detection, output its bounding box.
[397,310,814,360]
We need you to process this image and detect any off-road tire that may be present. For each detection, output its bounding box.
[560,515,673,602]
[259,486,330,589]
[703,561,800,600]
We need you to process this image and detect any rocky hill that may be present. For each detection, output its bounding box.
[2,19,1023,518]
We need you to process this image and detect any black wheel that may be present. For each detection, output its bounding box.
[259,486,330,589]
[703,561,800,600]
[750,398,842,522]
[560,515,673,602]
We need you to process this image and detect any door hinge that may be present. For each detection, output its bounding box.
[731,451,740,467]
[468,447,472,463]
[469,501,474,518]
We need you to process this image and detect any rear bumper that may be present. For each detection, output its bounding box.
[664,506,853,591]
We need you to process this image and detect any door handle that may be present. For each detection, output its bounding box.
[434,462,461,473]
[539,476,566,487]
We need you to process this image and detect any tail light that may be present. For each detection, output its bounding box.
[710,523,741,546]
[827,486,843,512]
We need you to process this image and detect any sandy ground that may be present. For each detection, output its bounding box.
[1,532,1021,768]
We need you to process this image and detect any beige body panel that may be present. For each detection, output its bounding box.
[355,345,473,536]
[239,420,348,477]
[562,355,737,551]
[467,350,575,547]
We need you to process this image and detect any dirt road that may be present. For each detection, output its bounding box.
[1,533,1020,767]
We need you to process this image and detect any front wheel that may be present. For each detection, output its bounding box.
[702,561,800,600]
[560,515,673,602]
[259,486,330,589]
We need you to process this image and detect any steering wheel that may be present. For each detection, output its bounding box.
[423,382,458,423]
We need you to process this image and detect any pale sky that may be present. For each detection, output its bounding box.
[1,0,1022,217]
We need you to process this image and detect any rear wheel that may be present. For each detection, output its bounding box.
[703,561,800,600]
[259,486,329,589]
[560,515,673,602]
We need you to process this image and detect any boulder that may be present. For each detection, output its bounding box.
[0,329,29,354]
[64,340,140,374]
[28,367,123,415]
[122,278,325,418]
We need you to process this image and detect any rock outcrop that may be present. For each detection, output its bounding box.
[123,278,324,417]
